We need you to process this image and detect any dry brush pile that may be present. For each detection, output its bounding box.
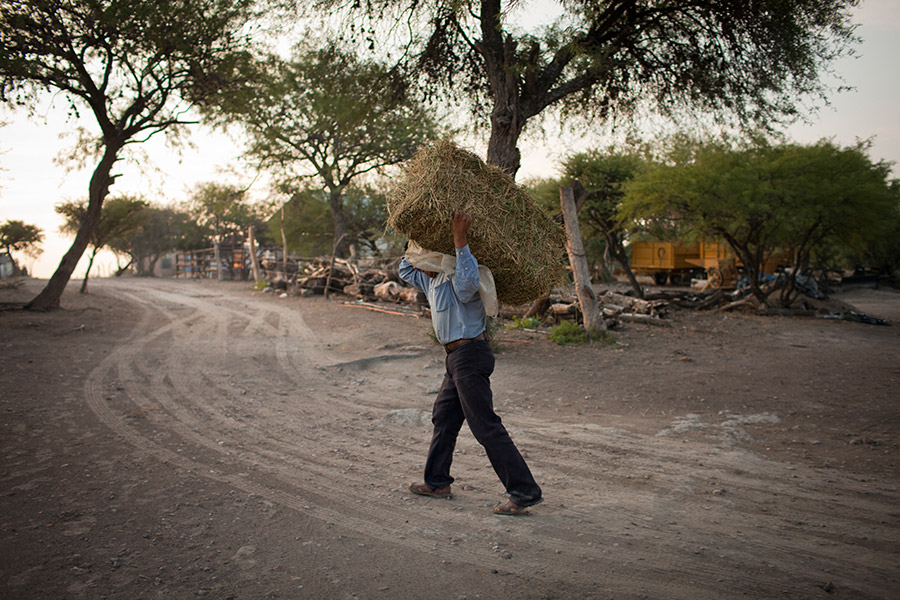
[387,139,567,306]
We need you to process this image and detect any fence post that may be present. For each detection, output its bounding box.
[248,226,262,284]
[560,186,605,332]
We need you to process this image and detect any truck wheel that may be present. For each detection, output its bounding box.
[669,271,688,286]
[653,272,669,285]
[707,266,724,289]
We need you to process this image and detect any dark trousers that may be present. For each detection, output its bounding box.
[423,340,542,505]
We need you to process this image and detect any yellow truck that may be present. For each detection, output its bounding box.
[630,241,705,286]
[630,240,786,288]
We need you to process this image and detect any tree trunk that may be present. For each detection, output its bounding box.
[487,106,524,177]
[4,249,18,276]
[328,188,348,258]
[280,206,288,276]
[114,256,134,277]
[146,255,160,276]
[27,142,121,310]
[214,241,223,281]
[605,232,644,299]
[80,247,98,294]
[721,233,766,303]
[560,186,605,332]
[481,0,525,177]
[248,226,262,283]
[522,185,591,318]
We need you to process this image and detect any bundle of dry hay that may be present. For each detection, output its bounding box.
[388,139,566,306]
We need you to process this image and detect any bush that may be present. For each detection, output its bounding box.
[550,321,615,346]
[508,315,542,330]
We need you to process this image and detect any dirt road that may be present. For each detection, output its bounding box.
[2,277,898,599]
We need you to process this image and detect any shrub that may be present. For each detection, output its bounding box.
[509,315,542,330]
[550,321,615,346]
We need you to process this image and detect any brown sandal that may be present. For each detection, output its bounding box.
[493,497,543,516]
[408,482,453,499]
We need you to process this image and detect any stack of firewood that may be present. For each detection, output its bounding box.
[537,290,671,327]
[295,257,425,304]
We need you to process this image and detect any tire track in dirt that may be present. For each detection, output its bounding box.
[85,282,546,576]
[82,279,898,599]
[507,414,899,591]
[87,283,676,584]
[345,346,899,597]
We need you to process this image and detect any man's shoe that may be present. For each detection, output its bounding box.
[408,482,453,499]
[493,497,543,516]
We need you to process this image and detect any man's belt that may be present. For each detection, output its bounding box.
[443,332,488,354]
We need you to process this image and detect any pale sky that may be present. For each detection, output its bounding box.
[2,0,899,279]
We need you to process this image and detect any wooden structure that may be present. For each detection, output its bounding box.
[175,249,214,278]
[175,241,250,280]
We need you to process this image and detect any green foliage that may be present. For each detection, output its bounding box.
[334,0,858,175]
[0,219,43,257]
[522,177,564,215]
[56,194,149,290]
[508,316,542,330]
[56,195,149,249]
[0,0,263,114]
[623,136,900,303]
[185,182,270,243]
[343,185,391,256]
[267,186,333,257]
[859,202,900,276]
[209,41,441,255]
[108,205,201,275]
[267,182,393,257]
[549,321,615,346]
[561,147,649,295]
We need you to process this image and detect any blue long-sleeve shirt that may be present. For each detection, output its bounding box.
[398,245,486,345]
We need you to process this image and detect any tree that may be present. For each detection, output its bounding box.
[211,43,440,256]
[331,0,858,177]
[857,203,900,279]
[561,148,646,297]
[186,182,270,244]
[268,183,392,257]
[0,219,43,275]
[1,0,264,309]
[343,185,391,256]
[57,195,148,293]
[108,205,189,276]
[268,187,335,257]
[769,140,900,304]
[623,137,900,305]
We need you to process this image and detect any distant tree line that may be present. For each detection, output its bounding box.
[43,131,898,308]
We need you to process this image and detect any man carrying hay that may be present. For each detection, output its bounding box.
[400,210,543,516]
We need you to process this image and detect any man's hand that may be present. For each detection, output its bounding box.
[452,210,472,249]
